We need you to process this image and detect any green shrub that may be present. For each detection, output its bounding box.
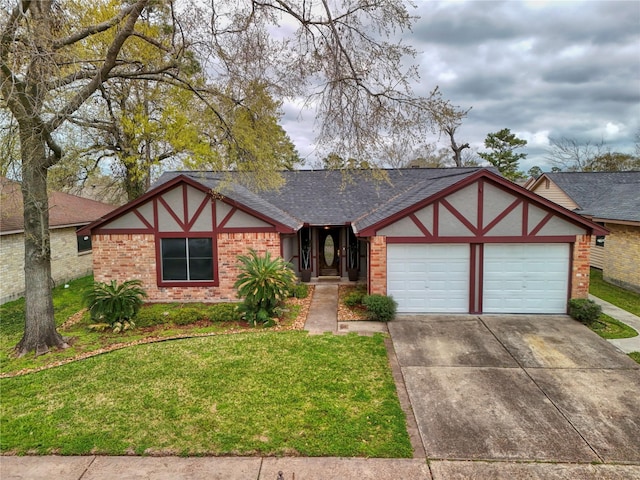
[171,307,202,326]
[568,298,602,325]
[344,290,366,307]
[84,279,147,333]
[135,305,173,328]
[234,249,296,326]
[205,303,241,322]
[291,283,309,299]
[362,294,397,322]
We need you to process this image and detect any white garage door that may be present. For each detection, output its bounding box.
[483,244,569,314]
[387,244,470,313]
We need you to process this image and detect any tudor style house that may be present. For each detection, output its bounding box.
[81,168,607,314]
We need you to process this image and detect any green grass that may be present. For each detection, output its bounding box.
[589,268,640,317]
[588,313,638,340]
[0,332,412,457]
[629,352,640,364]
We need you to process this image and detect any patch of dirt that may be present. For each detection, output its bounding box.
[60,308,87,330]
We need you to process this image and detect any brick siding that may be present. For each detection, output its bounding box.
[603,223,640,293]
[92,232,282,302]
[570,234,592,299]
[368,236,387,295]
[0,228,93,304]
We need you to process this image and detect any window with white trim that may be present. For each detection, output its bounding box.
[161,238,214,281]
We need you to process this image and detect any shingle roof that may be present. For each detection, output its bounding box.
[544,172,640,223]
[0,177,117,235]
[153,168,488,231]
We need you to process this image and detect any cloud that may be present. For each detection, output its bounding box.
[281,0,640,171]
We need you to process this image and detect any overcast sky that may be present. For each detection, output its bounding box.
[281,0,640,172]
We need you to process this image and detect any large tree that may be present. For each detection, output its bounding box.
[1,0,444,356]
[479,128,527,181]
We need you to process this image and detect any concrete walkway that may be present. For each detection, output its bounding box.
[304,283,387,336]
[590,294,640,353]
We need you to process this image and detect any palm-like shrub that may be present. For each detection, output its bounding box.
[234,249,296,326]
[84,279,148,333]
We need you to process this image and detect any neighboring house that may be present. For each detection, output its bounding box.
[527,172,640,293]
[0,177,117,304]
[81,168,606,314]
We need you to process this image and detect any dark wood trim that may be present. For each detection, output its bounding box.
[477,180,484,232]
[158,195,187,231]
[529,212,554,236]
[217,206,237,229]
[409,213,432,237]
[185,193,212,231]
[218,227,278,233]
[481,198,522,236]
[359,170,607,237]
[522,201,529,237]
[133,209,154,230]
[441,198,479,235]
[385,235,578,244]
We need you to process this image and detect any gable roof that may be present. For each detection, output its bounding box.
[83,167,607,237]
[0,177,117,235]
[530,172,640,223]
[152,168,488,230]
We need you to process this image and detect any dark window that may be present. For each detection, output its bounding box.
[595,236,605,247]
[161,238,213,281]
[77,228,92,253]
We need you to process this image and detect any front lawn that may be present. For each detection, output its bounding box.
[590,268,640,317]
[0,276,309,376]
[0,332,412,457]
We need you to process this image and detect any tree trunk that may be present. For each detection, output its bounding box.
[15,128,68,357]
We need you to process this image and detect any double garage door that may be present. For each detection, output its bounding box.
[387,243,569,314]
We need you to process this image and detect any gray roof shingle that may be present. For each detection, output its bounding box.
[545,172,640,223]
[153,168,487,231]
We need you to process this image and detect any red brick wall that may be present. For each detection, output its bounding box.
[570,234,592,299]
[92,232,281,302]
[369,236,387,295]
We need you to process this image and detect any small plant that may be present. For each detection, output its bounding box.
[291,283,309,299]
[84,279,147,333]
[344,290,366,307]
[568,298,602,325]
[362,294,397,322]
[234,249,297,326]
[172,307,202,326]
[205,303,241,322]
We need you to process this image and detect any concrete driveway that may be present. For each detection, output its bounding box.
[388,314,640,464]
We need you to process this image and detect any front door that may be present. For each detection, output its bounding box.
[319,228,341,276]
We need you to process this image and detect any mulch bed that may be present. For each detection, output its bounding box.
[337,284,369,321]
[2,286,316,379]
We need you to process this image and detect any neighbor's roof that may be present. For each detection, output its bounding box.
[539,171,640,223]
[0,177,117,235]
[153,168,489,232]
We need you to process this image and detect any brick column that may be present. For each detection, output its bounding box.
[369,236,387,295]
[570,234,591,299]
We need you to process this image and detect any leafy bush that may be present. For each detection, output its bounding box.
[291,283,309,299]
[344,290,366,307]
[171,307,202,326]
[84,279,147,333]
[234,249,296,326]
[568,298,602,325]
[205,303,241,322]
[134,304,173,328]
[362,294,397,322]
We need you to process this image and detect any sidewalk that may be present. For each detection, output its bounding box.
[589,294,640,353]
